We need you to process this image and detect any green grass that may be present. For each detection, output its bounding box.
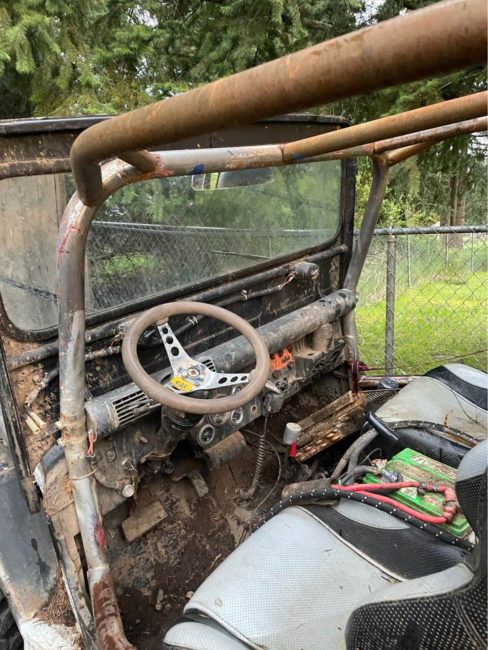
[357,271,488,375]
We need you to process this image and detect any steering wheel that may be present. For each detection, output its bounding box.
[122,301,270,415]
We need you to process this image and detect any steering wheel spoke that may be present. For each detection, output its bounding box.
[122,301,270,415]
[202,371,250,391]
[157,322,192,371]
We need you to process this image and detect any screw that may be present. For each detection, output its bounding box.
[106,450,116,462]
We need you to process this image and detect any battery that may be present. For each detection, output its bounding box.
[365,448,471,538]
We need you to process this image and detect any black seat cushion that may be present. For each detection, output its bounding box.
[426,365,488,410]
[346,568,486,650]
[390,426,469,468]
[306,500,467,580]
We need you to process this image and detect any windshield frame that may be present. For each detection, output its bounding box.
[0,116,354,342]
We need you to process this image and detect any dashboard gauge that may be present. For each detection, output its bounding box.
[197,426,216,446]
[208,411,231,426]
[231,408,244,426]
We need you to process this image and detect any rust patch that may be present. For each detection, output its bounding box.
[57,224,83,266]
[296,390,366,461]
[63,475,73,496]
[92,576,135,650]
[7,355,56,469]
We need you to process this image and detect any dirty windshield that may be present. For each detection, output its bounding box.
[0,160,341,331]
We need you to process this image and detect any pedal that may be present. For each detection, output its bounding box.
[121,501,167,543]
[188,469,209,497]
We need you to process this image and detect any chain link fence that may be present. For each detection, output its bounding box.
[87,221,329,309]
[87,221,487,377]
[356,225,488,375]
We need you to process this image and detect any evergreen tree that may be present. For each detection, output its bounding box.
[0,0,485,226]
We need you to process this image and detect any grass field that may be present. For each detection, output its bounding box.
[356,236,488,375]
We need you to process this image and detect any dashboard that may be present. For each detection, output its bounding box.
[85,291,355,447]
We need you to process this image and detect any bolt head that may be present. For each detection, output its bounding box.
[121,483,135,498]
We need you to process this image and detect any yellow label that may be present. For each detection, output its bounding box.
[170,376,194,392]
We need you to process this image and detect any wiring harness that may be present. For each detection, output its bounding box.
[258,480,472,551]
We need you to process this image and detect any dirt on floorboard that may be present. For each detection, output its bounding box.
[107,443,278,649]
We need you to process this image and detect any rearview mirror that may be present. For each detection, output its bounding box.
[192,167,275,191]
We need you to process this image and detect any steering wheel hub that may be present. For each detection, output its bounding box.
[170,361,208,392]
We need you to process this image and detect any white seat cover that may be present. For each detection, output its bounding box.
[165,507,394,650]
[377,375,487,437]
[164,620,250,649]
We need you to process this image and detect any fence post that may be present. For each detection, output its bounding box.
[384,233,396,375]
[407,234,411,287]
[470,232,474,272]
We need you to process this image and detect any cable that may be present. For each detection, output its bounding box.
[355,490,448,525]
[331,428,379,481]
[339,447,382,484]
[365,411,399,444]
[241,418,268,499]
[250,443,282,520]
[340,465,378,485]
[239,430,282,544]
[257,486,472,551]
[331,481,458,522]
[336,412,396,482]
[333,481,420,492]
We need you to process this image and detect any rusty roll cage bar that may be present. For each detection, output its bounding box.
[70,0,487,207]
[55,1,487,648]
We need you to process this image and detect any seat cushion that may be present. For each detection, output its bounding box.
[425,364,488,410]
[345,562,485,650]
[164,620,250,650]
[377,366,487,436]
[345,441,488,650]
[164,506,396,650]
[306,499,467,580]
[376,364,487,466]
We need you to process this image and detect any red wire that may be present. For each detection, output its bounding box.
[331,481,421,492]
[331,482,455,522]
[356,490,448,524]
[331,482,457,522]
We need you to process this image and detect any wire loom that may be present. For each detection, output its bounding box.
[257,485,474,551]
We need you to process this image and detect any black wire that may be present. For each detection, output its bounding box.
[256,486,473,551]
[366,411,399,444]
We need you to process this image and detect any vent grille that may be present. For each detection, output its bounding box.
[292,338,306,352]
[112,390,158,427]
[201,357,216,372]
[109,357,215,429]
